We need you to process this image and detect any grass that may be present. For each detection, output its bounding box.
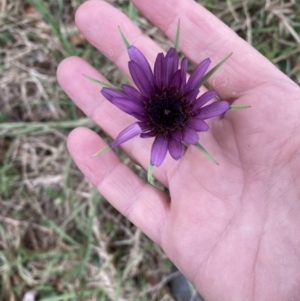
[0,0,299,300]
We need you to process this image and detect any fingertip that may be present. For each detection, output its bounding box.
[75,0,115,39]
[56,56,86,87]
[67,126,86,154]
[67,127,116,185]
[75,0,98,28]
[67,127,104,158]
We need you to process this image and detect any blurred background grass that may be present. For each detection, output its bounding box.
[0,0,299,300]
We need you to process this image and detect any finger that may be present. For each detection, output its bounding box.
[67,127,169,244]
[131,0,290,99]
[74,0,162,84]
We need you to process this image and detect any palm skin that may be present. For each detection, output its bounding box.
[57,0,300,300]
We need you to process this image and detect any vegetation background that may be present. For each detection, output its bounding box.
[0,0,299,300]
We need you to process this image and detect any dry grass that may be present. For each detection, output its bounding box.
[0,0,299,300]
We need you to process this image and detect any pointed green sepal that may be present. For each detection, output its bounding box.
[194,142,219,165]
[229,105,251,110]
[83,74,120,89]
[147,163,155,184]
[174,19,181,51]
[92,145,111,157]
[199,53,233,87]
[118,26,131,49]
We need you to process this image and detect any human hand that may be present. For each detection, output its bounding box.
[57,0,300,300]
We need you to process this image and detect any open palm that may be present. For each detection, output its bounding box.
[57,0,300,300]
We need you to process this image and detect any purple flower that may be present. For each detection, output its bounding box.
[101,46,230,167]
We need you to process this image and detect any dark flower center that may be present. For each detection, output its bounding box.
[145,87,193,138]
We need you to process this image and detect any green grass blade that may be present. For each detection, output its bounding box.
[0,119,95,136]
[32,0,75,55]
[128,1,138,21]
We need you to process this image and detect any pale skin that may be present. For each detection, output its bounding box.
[57,0,300,300]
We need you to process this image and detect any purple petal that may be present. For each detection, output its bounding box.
[164,48,179,86]
[110,122,146,148]
[111,96,144,114]
[186,58,211,91]
[131,112,147,122]
[184,89,199,102]
[172,128,183,141]
[129,61,153,97]
[121,84,144,102]
[170,70,182,87]
[193,90,218,111]
[140,131,155,138]
[188,118,209,132]
[151,135,168,167]
[196,101,230,119]
[180,57,188,90]
[128,46,153,82]
[154,53,164,87]
[101,87,125,101]
[182,127,199,144]
[168,139,183,160]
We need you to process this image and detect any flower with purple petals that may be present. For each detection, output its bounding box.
[101,46,230,167]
